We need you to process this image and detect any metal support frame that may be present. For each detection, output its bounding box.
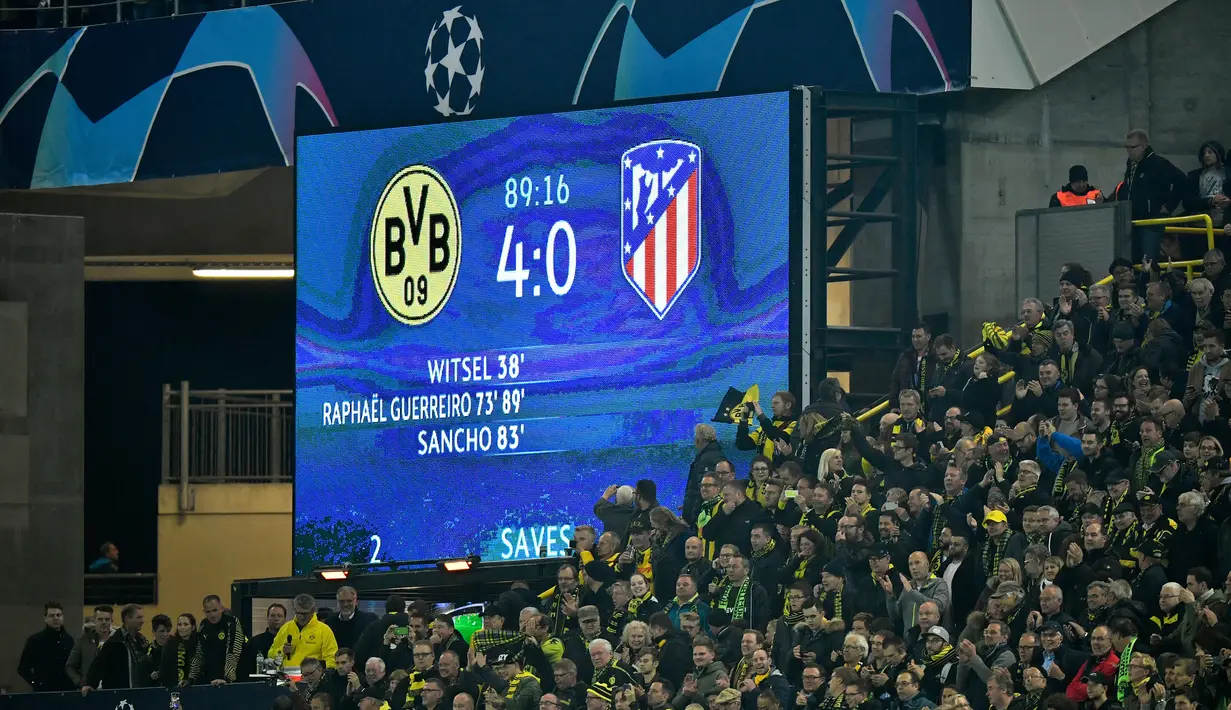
[812,91,918,398]
[231,559,559,623]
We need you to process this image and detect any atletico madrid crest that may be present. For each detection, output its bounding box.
[620,140,701,320]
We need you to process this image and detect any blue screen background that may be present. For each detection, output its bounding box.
[295,92,791,568]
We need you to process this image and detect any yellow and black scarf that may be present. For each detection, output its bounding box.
[506,670,539,700]
[982,532,1011,577]
[752,538,777,560]
[628,591,655,616]
[717,579,753,624]
[817,587,844,622]
[696,497,723,559]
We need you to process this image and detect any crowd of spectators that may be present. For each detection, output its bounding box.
[15,128,1231,710]
[1048,131,1229,262]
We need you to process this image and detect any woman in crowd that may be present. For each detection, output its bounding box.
[746,456,774,506]
[627,574,661,622]
[977,559,1023,612]
[1130,367,1154,413]
[962,352,1003,425]
[160,613,198,688]
[617,621,652,666]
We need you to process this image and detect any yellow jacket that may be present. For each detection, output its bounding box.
[268,616,339,669]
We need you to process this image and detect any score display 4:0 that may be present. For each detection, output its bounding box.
[505,174,570,209]
[497,220,577,298]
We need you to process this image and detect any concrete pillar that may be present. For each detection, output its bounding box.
[0,213,85,692]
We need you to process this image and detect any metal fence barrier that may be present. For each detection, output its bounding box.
[84,572,158,605]
[161,382,293,485]
[0,0,299,30]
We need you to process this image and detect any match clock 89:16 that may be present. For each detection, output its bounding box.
[370,165,462,325]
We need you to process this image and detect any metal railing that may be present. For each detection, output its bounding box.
[161,382,293,486]
[84,572,158,605]
[0,0,298,31]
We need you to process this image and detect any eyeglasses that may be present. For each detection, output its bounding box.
[802,674,823,681]
[414,652,435,658]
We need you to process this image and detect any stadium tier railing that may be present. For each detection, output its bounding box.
[0,0,297,30]
[161,382,292,486]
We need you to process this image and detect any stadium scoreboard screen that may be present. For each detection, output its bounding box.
[295,90,807,567]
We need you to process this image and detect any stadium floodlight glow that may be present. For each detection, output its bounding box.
[438,555,480,572]
[192,268,295,279]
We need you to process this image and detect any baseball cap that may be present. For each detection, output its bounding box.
[1111,322,1135,341]
[715,689,742,705]
[823,559,846,577]
[1136,540,1166,560]
[1149,450,1179,472]
[491,652,514,666]
[923,626,950,643]
[1113,501,1137,515]
[1105,470,1128,485]
[577,605,601,622]
[1039,620,1064,635]
[1138,493,1162,507]
[869,544,891,559]
[983,510,1008,526]
[1086,671,1113,687]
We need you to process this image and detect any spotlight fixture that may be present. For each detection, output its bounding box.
[437,555,481,572]
[314,564,351,581]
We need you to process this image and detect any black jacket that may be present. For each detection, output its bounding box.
[1047,342,1103,399]
[684,441,727,524]
[190,614,245,684]
[941,555,986,628]
[708,500,772,557]
[655,628,693,689]
[960,373,1004,426]
[324,609,378,653]
[356,611,408,670]
[18,626,75,692]
[86,629,148,690]
[1113,149,1185,220]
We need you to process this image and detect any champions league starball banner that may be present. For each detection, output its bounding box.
[294,92,793,569]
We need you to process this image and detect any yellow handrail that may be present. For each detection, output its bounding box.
[1133,213,1214,251]
[855,367,1018,423]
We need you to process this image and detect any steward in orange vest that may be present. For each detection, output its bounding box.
[1050,164,1104,207]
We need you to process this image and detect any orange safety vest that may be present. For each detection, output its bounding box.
[1055,188,1103,206]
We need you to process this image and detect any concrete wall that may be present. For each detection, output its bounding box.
[928,0,1231,345]
[0,168,292,258]
[0,213,85,692]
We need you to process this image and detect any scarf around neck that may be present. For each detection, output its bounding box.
[718,578,752,622]
[753,538,777,559]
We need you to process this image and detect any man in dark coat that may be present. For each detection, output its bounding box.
[941,528,986,627]
[84,604,149,692]
[707,481,772,557]
[190,595,245,685]
[18,602,75,692]
[356,595,409,669]
[684,426,727,524]
[1113,129,1186,261]
[325,587,377,653]
[647,613,692,689]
